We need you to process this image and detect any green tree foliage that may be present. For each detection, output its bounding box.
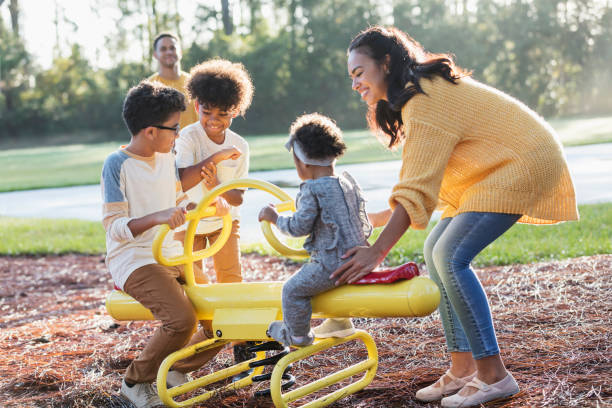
[182,0,377,134]
[0,14,33,134]
[393,0,612,116]
[0,0,611,141]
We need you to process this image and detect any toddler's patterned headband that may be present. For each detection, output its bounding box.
[284,135,336,166]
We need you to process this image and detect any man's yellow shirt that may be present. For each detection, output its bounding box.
[148,71,199,130]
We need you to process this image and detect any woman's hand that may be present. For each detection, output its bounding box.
[330,245,386,285]
[332,206,412,285]
[368,208,392,228]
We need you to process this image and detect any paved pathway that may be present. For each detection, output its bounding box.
[1,143,610,242]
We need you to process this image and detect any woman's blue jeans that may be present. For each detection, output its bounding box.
[423,211,520,359]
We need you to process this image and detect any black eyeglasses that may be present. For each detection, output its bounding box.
[151,124,180,134]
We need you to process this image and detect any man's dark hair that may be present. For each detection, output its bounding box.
[290,113,346,159]
[153,32,179,51]
[187,58,253,115]
[122,81,186,136]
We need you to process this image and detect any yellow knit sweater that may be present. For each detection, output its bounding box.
[389,76,578,229]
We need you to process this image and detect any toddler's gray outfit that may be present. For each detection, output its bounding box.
[268,172,372,346]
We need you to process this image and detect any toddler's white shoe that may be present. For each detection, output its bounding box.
[268,321,314,347]
[120,379,164,408]
[313,318,356,338]
[441,372,519,407]
[415,369,476,402]
[290,330,315,346]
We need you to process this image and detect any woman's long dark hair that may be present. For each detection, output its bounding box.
[349,26,470,149]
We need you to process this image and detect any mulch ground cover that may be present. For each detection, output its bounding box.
[0,254,610,407]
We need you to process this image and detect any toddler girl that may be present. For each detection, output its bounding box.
[258,113,372,347]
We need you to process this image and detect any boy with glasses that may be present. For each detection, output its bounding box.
[101,80,230,407]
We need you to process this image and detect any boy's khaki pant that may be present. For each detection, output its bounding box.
[123,264,223,384]
[174,220,242,284]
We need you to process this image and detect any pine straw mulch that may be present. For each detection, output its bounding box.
[0,254,610,407]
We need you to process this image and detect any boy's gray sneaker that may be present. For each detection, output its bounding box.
[120,379,164,408]
[166,370,190,388]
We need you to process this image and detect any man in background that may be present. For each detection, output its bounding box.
[148,33,198,130]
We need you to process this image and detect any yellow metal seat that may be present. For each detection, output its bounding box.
[105,178,440,407]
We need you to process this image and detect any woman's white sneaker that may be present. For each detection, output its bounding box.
[441,372,520,407]
[415,369,477,402]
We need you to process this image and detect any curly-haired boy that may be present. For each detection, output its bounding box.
[175,59,255,378]
[176,58,254,284]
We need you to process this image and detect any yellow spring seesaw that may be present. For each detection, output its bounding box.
[105,179,441,407]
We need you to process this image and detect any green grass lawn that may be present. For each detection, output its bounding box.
[548,116,612,146]
[249,130,399,172]
[246,203,611,267]
[4,203,608,268]
[0,217,106,255]
[0,143,121,192]
[381,203,612,266]
[1,115,611,192]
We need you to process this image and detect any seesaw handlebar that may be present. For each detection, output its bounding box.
[152,178,309,286]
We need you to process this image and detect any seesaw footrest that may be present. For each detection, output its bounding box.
[157,337,265,407]
[269,329,378,408]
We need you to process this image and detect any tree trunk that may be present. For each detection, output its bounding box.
[248,0,260,34]
[53,0,61,58]
[151,0,159,34]
[221,0,233,35]
[173,0,182,42]
[9,0,19,36]
[141,0,154,64]
[288,0,297,75]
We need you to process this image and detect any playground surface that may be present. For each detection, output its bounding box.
[1,254,609,407]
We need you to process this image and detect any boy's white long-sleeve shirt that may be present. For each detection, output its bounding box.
[101,148,187,290]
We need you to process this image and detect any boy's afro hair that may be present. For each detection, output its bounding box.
[122,80,186,136]
[187,58,254,115]
[290,113,346,160]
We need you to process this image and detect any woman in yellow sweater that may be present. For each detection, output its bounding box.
[332,26,578,407]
